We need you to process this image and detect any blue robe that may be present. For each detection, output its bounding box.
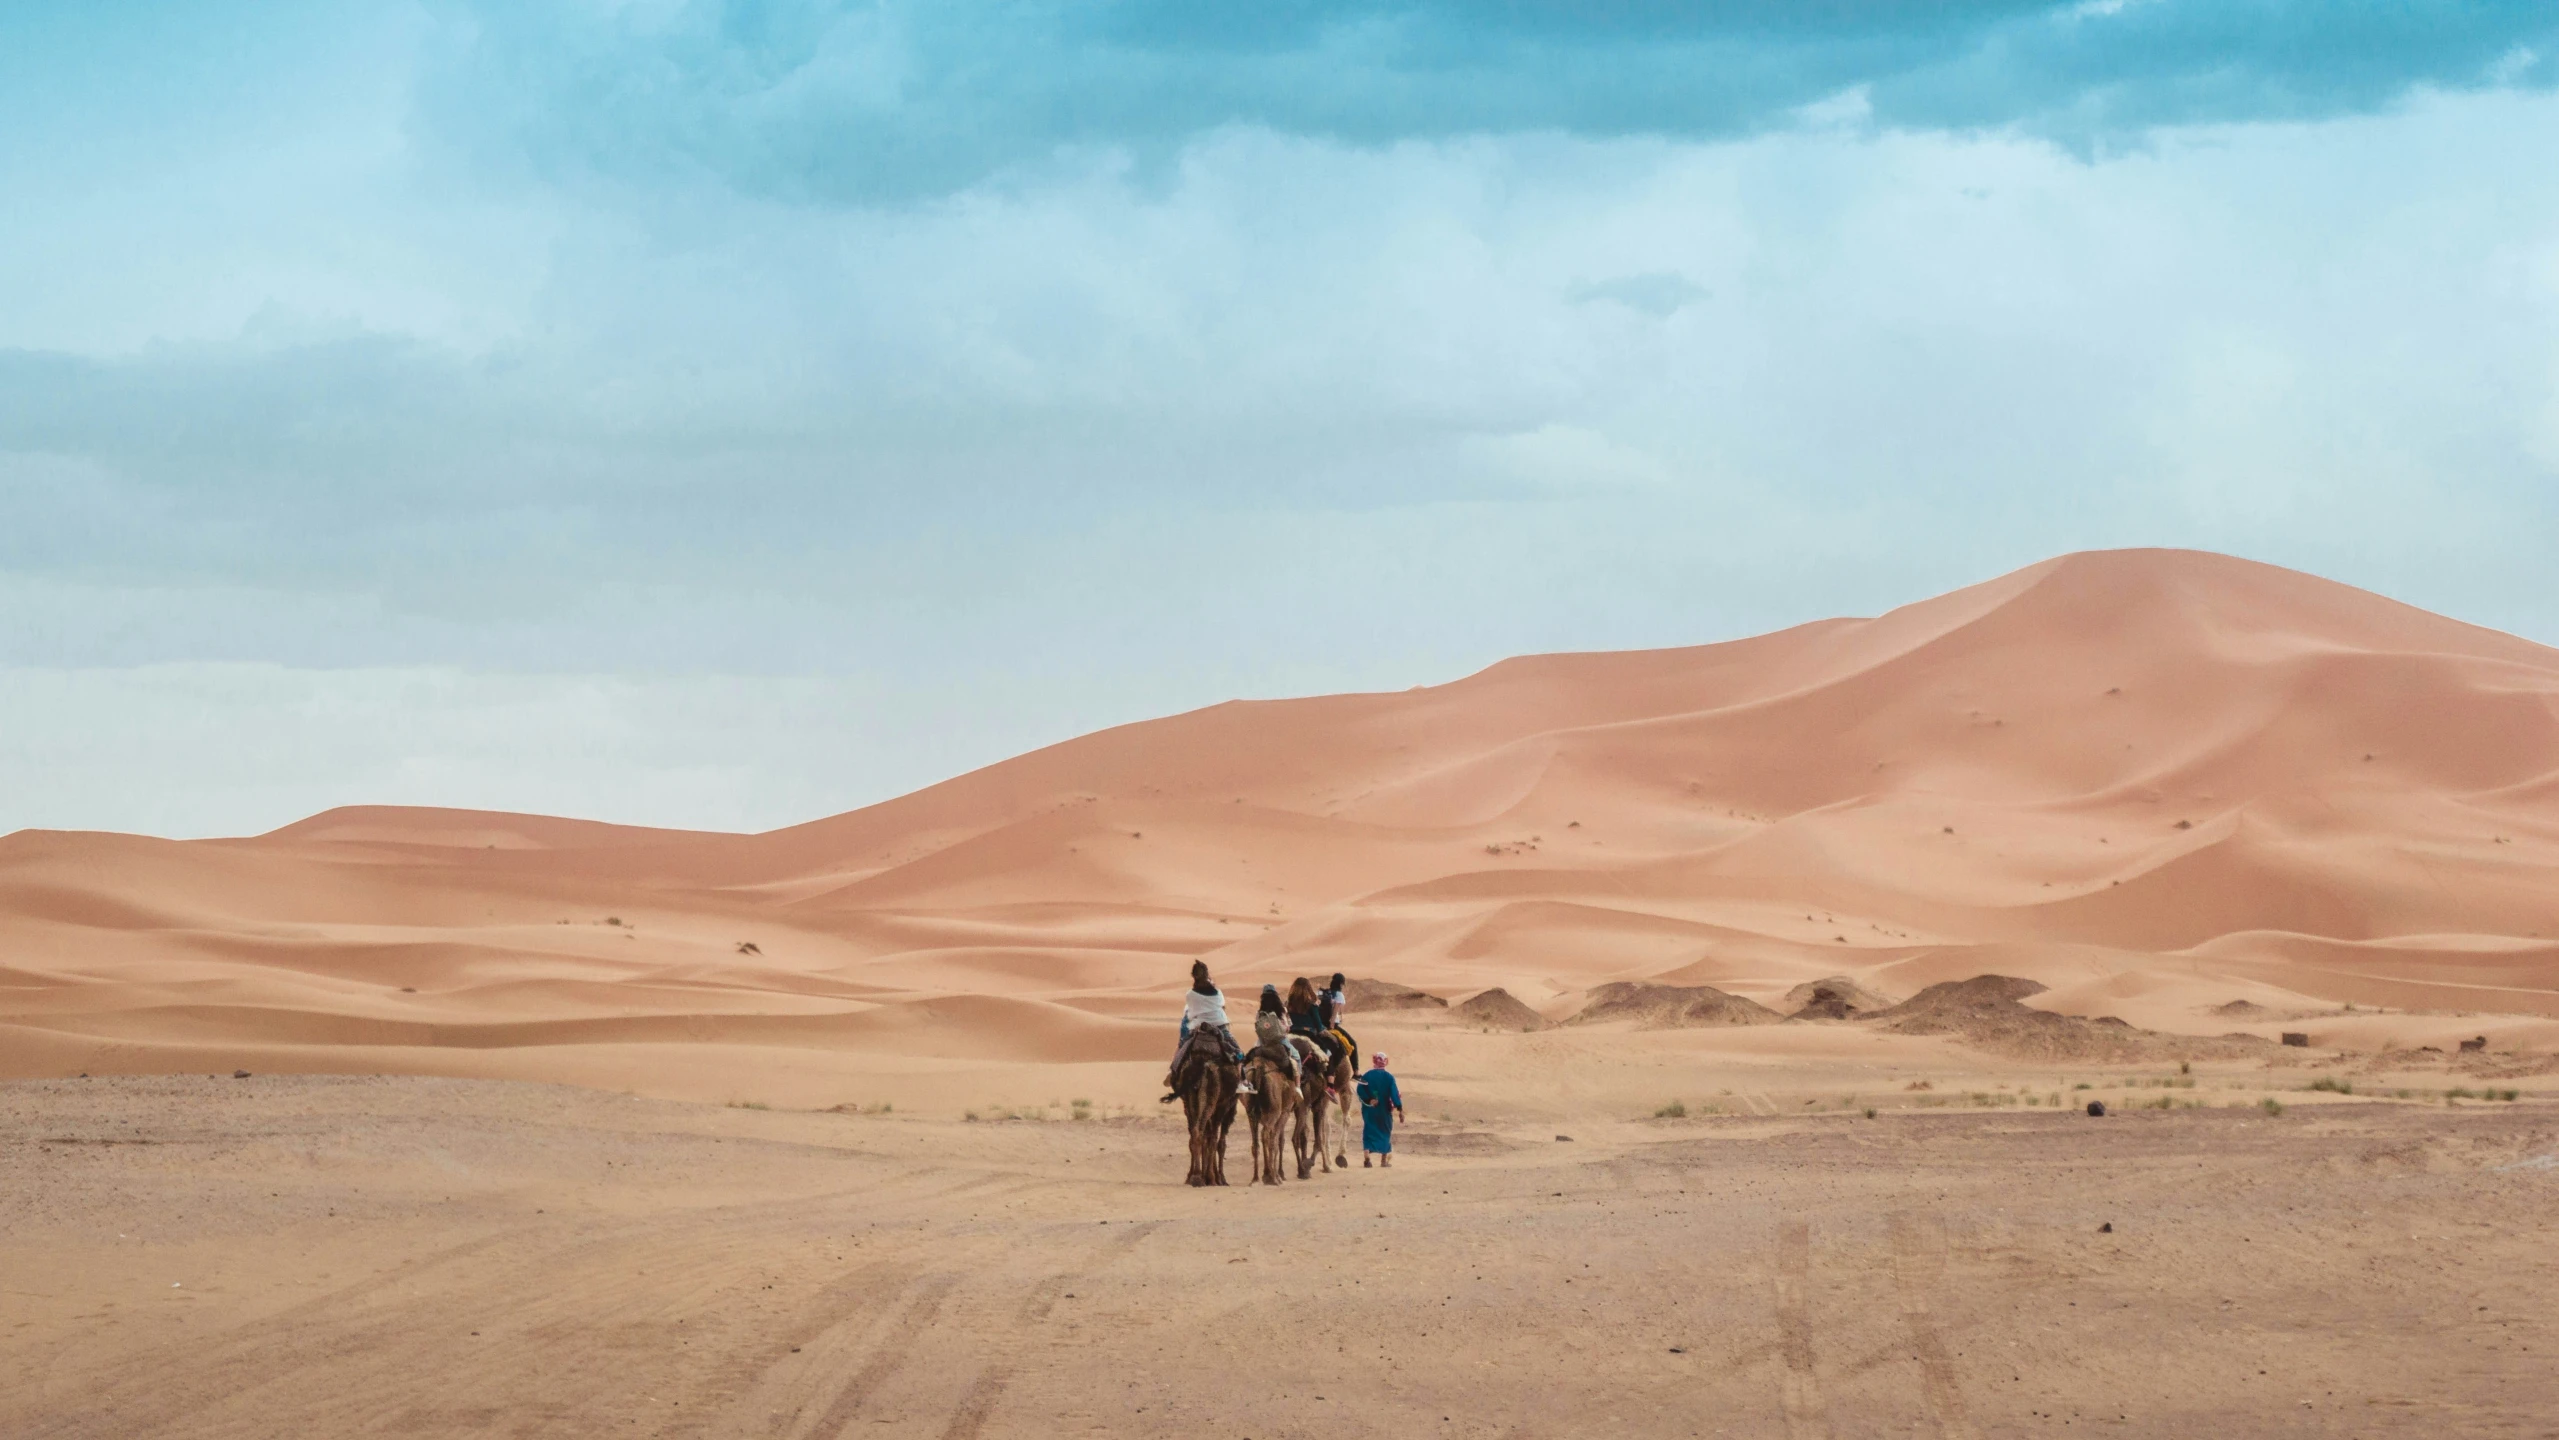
[1358,1067,1402,1153]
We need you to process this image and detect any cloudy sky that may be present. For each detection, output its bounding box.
[5,1,2557,836]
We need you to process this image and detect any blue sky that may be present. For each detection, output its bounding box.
[4,1,2558,835]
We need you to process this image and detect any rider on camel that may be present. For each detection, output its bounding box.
[1318,971,1356,1066]
[1286,976,1348,1070]
[1251,983,1300,1081]
[1162,960,1250,1101]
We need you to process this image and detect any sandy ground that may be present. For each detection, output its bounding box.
[8,1022,2558,1440]
[7,548,2559,1434]
[8,550,2559,1107]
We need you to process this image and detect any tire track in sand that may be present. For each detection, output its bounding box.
[801,1272,963,1440]
[1771,1219,1832,1440]
[1888,1213,1979,1440]
[934,1218,1169,1438]
[937,1366,1010,1440]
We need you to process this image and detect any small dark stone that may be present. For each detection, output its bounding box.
[1556,1134,1574,1142]
[2459,1035,2488,1053]
[2280,1032,2310,1047]
[2098,1222,2113,1233]
[2086,1101,2107,1117]
[232,1070,250,1079]
[1669,1346,1687,1354]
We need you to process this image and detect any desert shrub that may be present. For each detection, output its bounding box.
[1655,1100,1687,1119]
[2260,1097,2285,1117]
[2307,1076,2352,1094]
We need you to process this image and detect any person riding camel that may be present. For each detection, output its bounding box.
[1286,976,1348,1070]
[1162,960,1250,1102]
[1251,983,1300,1081]
[1319,971,1356,1066]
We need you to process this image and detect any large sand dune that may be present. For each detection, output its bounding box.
[7,548,2557,1098]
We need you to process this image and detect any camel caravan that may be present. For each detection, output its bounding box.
[1163,964,1398,1186]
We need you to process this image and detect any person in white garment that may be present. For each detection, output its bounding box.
[1161,959,1250,1101]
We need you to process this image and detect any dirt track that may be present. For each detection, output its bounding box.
[8,1074,2556,1438]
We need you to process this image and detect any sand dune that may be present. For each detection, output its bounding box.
[7,547,2557,1098]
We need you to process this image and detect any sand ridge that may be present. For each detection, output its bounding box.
[5,547,2557,1099]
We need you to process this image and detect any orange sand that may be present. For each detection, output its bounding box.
[6,547,2556,1101]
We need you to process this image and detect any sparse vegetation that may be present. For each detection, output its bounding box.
[1654,1100,1687,1119]
[1863,1107,1877,1119]
[1071,1098,1094,1121]
[2446,1087,2476,1102]
[2307,1076,2353,1094]
[727,1100,769,1111]
[2260,1097,2285,1116]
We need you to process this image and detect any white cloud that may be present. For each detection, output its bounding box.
[5,66,2559,832]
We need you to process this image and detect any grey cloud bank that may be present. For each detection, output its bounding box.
[438,0,2559,198]
[2,3,2556,834]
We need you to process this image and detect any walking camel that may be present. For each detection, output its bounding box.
[1243,1049,1301,1186]
[1169,1032,1241,1186]
[1292,1037,1354,1177]
[1299,1038,1361,1171]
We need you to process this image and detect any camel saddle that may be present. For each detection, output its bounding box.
[1285,1035,1336,1096]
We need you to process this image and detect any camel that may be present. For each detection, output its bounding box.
[1308,1036,1356,1171]
[1169,1031,1241,1187]
[1243,1049,1301,1186]
[1290,1036,1352,1178]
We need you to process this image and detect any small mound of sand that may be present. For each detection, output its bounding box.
[2212,999,2277,1018]
[1346,978,1447,1011]
[1864,975,2268,1062]
[1567,982,1781,1029]
[1784,976,1896,1021]
[1452,988,1548,1031]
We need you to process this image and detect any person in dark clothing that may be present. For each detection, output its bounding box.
[1286,976,1346,1068]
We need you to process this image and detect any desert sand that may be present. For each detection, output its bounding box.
[7,547,2559,1435]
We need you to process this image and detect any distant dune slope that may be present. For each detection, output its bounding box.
[7,548,2557,1084]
